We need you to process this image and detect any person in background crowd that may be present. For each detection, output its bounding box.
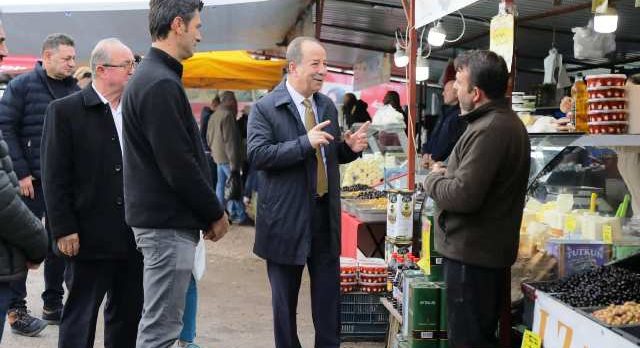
[342,92,356,128]
[381,90,407,127]
[41,38,143,348]
[421,80,466,168]
[0,32,79,336]
[0,18,49,343]
[200,95,220,189]
[73,66,92,89]
[122,1,229,346]
[344,94,371,129]
[207,91,248,224]
[248,36,369,348]
[423,50,530,348]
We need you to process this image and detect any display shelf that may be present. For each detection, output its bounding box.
[570,135,640,147]
[380,297,402,325]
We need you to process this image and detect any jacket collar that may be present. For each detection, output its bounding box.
[34,61,78,98]
[81,84,104,107]
[273,79,329,133]
[146,47,183,78]
[460,98,509,124]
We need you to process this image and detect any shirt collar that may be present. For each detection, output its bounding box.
[286,79,313,108]
[147,47,184,78]
[91,83,121,112]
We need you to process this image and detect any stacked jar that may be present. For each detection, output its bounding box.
[586,74,629,134]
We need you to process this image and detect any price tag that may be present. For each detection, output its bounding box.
[564,216,577,233]
[521,329,542,348]
[592,0,608,13]
[603,224,613,244]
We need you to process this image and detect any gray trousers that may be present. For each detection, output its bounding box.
[133,228,197,348]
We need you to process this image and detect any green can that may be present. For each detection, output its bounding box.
[436,282,448,348]
[408,281,440,332]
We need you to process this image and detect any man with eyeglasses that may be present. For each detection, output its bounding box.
[41,38,143,348]
[0,33,79,336]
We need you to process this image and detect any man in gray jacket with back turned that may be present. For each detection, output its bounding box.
[424,50,530,348]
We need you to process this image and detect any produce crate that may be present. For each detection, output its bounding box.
[340,292,388,341]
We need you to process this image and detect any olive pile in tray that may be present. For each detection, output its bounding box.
[355,190,387,200]
[541,266,640,308]
[341,184,371,192]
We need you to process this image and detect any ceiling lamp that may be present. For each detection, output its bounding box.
[394,42,409,68]
[427,21,447,47]
[416,55,429,82]
[594,6,618,33]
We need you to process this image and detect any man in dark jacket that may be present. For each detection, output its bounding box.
[122,1,229,346]
[207,91,247,223]
[421,80,466,167]
[248,36,369,348]
[200,95,219,188]
[0,32,78,334]
[0,21,48,342]
[424,50,530,348]
[41,38,143,348]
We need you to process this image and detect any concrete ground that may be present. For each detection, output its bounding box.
[2,224,385,348]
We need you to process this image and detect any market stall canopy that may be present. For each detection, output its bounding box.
[0,56,38,75]
[0,0,306,58]
[182,50,286,90]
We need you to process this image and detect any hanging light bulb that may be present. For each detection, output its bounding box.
[427,21,447,47]
[394,42,409,67]
[594,6,618,33]
[416,55,429,82]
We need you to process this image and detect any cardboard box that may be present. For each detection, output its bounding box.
[545,239,612,277]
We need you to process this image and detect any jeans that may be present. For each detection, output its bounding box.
[0,282,12,343]
[179,275,197,343]
[133,228,197,348]
[216,163,247,222]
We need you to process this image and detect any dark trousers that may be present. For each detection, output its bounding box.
[9,180,66,311]
[58,256,143,348]
[266,197,340,348]
[0,282,12,343]
[444,258,507,348]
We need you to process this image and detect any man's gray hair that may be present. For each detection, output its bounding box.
[286,36,321,65]
[89,38,127,75]
[42,33,74,53]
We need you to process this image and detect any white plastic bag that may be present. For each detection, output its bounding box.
[371,104,404,126]
[572,20,616,59]
[193,234,206,281]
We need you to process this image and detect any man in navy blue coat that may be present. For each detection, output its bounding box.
[248,36,369,348]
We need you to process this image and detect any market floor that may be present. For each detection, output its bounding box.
[2,224,385,348]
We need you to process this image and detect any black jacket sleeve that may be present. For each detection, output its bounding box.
[139,79,224,224]
[41,101,80,239]
[0,138,47,262]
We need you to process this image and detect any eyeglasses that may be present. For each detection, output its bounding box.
[102,61,136,70]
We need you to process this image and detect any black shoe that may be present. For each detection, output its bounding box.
[8,308,48,337]
[42,306,62,325]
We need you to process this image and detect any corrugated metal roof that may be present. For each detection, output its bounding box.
[315,0,640,80]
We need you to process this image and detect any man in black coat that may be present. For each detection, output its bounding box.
[248,36,369,348]
[0,32,78,335]
[200,95,219,189]
[122,1,229,346]
[41,38,143,348]
[0,20,49,343]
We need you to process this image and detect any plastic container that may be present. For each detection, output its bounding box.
[588,109,628,122]
[340,257,357,275]
[359,273,387,284]
[587,86,626,99]
[341,282,358,293]
[585,74,627,88]
[588,121,629,134]
[588,98,627,111]
[357,258,387,275]
[341,273,357,283]
[359,283,387,293]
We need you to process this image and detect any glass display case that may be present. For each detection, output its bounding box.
[528,134,640,218]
